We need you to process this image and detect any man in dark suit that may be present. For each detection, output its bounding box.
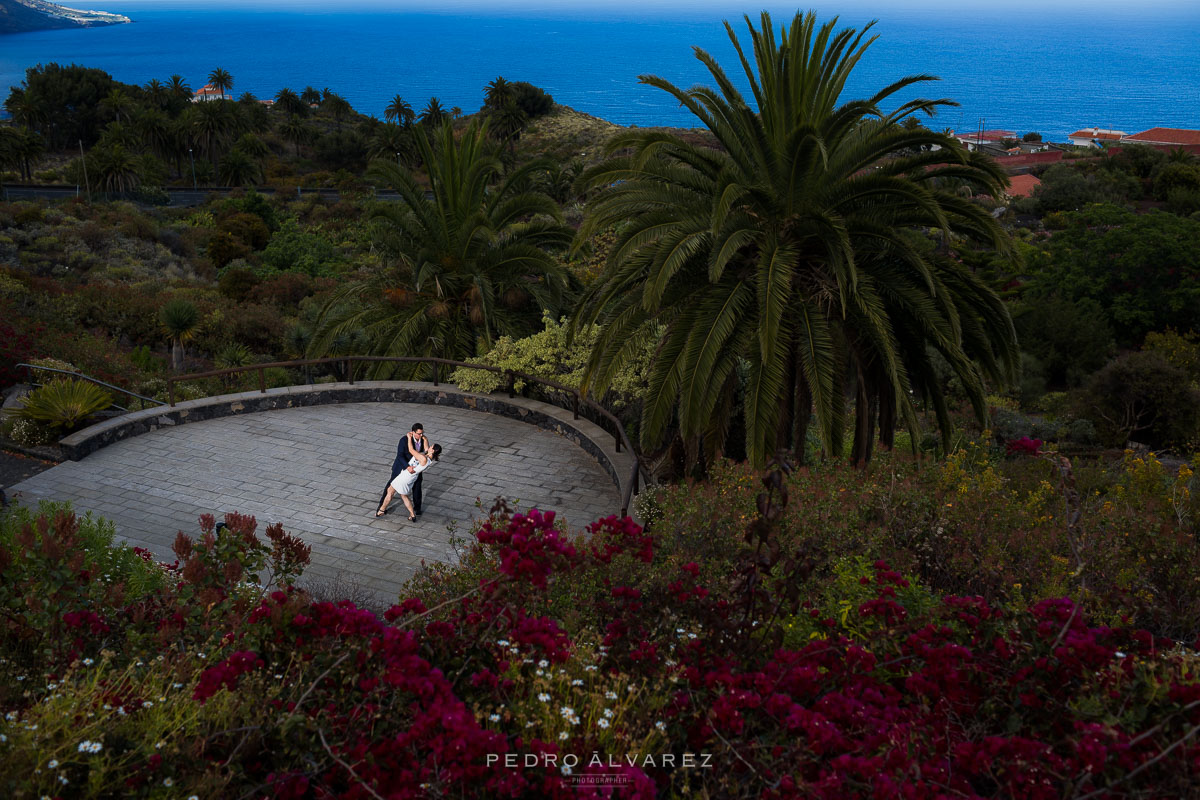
[379,423,426,516]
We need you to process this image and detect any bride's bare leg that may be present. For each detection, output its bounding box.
[377,486,396,516]
[401,493,416,519]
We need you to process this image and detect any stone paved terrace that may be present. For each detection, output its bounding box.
[7,399,622,605]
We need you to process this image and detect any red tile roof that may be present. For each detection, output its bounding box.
[1006,174,1041,198]
[990,150,1065,172]
[1123,128,1200,146]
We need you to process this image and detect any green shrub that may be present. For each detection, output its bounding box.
[2,414,57,447]
[9,378,112,432]
[1080,352,1200,450]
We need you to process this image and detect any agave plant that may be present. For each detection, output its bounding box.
[12,379,113,432]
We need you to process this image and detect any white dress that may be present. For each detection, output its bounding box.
[390,456,431,496]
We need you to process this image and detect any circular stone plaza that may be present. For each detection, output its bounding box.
[6,384,631,604]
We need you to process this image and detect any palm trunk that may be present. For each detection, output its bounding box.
[878,384,896,451]
[792,351,812,465]
[171,341,184,372]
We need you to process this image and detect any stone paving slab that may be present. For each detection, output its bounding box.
[8,402,620,605]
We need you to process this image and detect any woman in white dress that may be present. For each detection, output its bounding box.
[376,443,441,521]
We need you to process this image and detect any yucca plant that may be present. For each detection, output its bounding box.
[12,379,113,432]
[160,298,201,372]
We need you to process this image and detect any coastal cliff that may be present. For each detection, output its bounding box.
[0,0,131,34]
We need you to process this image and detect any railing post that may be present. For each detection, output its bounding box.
[615,431,622,453]
[258,366,266,394]
[168,378,175,408]
[506,370,515,399]
[433,362,439,387]
[572,394,580,420]
[347,358,355,385]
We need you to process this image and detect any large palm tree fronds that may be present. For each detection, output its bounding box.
[577,10,1017,466]
[310,120,576,371]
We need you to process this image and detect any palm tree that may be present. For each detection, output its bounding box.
[309,120,576,369]
[0,126,44,183]
[90,143,142,194]
[207,67,233,99]
[234,132,270,161]
[167,74,193,107]
[300,86,322,107]
[385,94,415,126]
[219,148,260,186]
[574,11,1017,467]
[484,76,513,110]
[324,93,353,131]
[367,122,414,165]
[191,99,236,171]
[274,88,308,118]
[159,299,201,372]
[279,114,315,157]
[144,78,168,109]
[99,88,135,123]
[450,106,464,120]
[417,97,447,128]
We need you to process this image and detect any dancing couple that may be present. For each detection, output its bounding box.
[377,423,442,522]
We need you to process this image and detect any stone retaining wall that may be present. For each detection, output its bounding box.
[60,382,635,505]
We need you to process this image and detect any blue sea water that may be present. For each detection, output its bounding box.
[1,1,1198,141]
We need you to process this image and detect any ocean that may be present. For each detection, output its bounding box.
[1,1,1198,141]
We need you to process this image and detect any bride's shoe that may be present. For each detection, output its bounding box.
[375,508,386,517]
[407,514,416,522]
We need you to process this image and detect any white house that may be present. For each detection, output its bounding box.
[1067,128,1125,148]
[192,84,232,103]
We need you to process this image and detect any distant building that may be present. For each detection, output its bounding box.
[1067,128,1126,147]
[1005,174,1042,199]
[192,84,232,103]
[952,129,1016,151]
[1120,127,1200,147]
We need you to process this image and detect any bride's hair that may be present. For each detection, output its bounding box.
[430,443,442,461]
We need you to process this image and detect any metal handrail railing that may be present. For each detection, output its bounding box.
[166,356,640,515]
[18,363,166,412]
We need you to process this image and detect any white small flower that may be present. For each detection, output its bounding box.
[189,796,200,800]
[558,731,569,740]
[509,647,519,654]
[605,691,617,700]
[497,639,510,647]
[1116,651,1127,658]
[78,741,94,752]
[48,760,59,769]
[535,669,544,676]
[163,777,174,787]
[665,659,677,667]
[142,700,153,708]
[173,683,184,689]
[538,659,549,668]
[136,661,144,667]
[597,718,610,729]
[117,707,126,716]
[522,658,533,664]
[5,712,16,721]
[16,676,25,682]
[197,653,206,659]
[561,763,573,775]
[0,734,6,742]
[559,706,575,718]
[537,693,551,702]
[571,679,584,686]
[155,741,165,749]
[584,665,598,672]
[58,775,68,785]
[676,628,685,634]
[82,658,94,666]
[603,708,614,719]
[274,674,283,680]
[526,721,536,728]
[687,633,697,639]
[655,720,666,731]
[489,714,500,722]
